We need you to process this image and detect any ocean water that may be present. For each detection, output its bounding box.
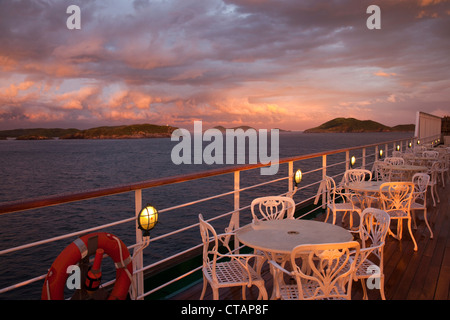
[0,131,413,299]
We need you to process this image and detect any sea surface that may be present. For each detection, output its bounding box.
[0,131,413,299]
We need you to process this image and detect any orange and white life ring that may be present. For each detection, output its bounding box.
[42,232,133,300]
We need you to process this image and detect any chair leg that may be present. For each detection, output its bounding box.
[256,283,268,300]
[325,208,330,223]
[200,275,207,300]
[397,219,403,240]
[212,288,219,300]
[430,187,437,207]
[361,279,368,300]
[388,218,401,240]
[407,218,418,251]
[411,209,417,229]
[434,185,440,204]
[423,208,433,239]
[379,275,386,300]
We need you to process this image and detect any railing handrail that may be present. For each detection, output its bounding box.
[0,136,415,215]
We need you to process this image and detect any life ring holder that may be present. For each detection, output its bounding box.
[42,232,133,300]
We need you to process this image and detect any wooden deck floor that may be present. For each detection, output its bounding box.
[171,181,449,301]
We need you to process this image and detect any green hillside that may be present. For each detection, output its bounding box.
[304,118,414,133]
[0,124,177,140]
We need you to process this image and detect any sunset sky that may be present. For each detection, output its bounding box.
[0,0,449,131]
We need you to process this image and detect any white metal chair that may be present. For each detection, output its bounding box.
[269,241,360,300]
[411,173,433,238]
[324,176,362,229]
[341,169,372,220]
[251,196,296,222]
[372,161,391,182]
[198,214,268,300]
[384,157,404,165]
[351,208,390,300]
[342,169,372,185]
[250,196,296,274]
[379,182,417,251]
[384,157,406,180]
[428,161,441,207]
[436,153,448,187]
[422,151,439,159]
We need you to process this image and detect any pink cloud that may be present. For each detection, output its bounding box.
[0,0,448,130]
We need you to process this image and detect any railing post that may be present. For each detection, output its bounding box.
[345,151,350,171]
[232,171,240,250]
[288,161,294,194]
[134,189,144,300]
[322,155,327,209]
[362,148,366,169]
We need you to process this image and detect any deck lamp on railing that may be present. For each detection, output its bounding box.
[138,204,159,237]
[396,145,400,151]
[294,169,302,187]
[350,156,356,168]
[288,169,302,198]
[379,149,384,158]
[408,142,412,148]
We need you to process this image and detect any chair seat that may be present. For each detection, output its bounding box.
[328,203,361,212]
[354,257,379,278]
[279,282,347,300]
[387,209,408,218]
[410,202,425,210]
[204,260,263,286]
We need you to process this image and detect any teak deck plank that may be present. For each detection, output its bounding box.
[170,181,449,300]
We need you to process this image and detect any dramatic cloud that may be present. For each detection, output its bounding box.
[0,0,449,130]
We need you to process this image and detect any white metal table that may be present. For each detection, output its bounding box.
[236,219,353,299]
[387,164,428,181]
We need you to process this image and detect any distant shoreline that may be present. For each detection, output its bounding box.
[0,124,177,140]
[0,119,416,140]
[303,117,415,133]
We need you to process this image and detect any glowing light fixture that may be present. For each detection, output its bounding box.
[379,149,384,158]
[408,142,412,148]
[294,169,302,187]
[138,204,158,237]
[350,156,356,168]
[396,145,400,151]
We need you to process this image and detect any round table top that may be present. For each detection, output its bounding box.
[347,180,384,193]
[406,156,436,161]
[236,219,353,255]
[387,164,428,171]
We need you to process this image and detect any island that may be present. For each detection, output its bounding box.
[303,118,415,133]
[0,124,178,140]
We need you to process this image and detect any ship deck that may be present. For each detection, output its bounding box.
[171,183,449,300]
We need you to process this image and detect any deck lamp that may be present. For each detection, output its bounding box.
[379,149,384,158]
[350,156,356,168]
[294,169,302,187]
[417,140,420,145]
[408,142,412,148]
[396,145,400,151]
[138,204,158,237]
